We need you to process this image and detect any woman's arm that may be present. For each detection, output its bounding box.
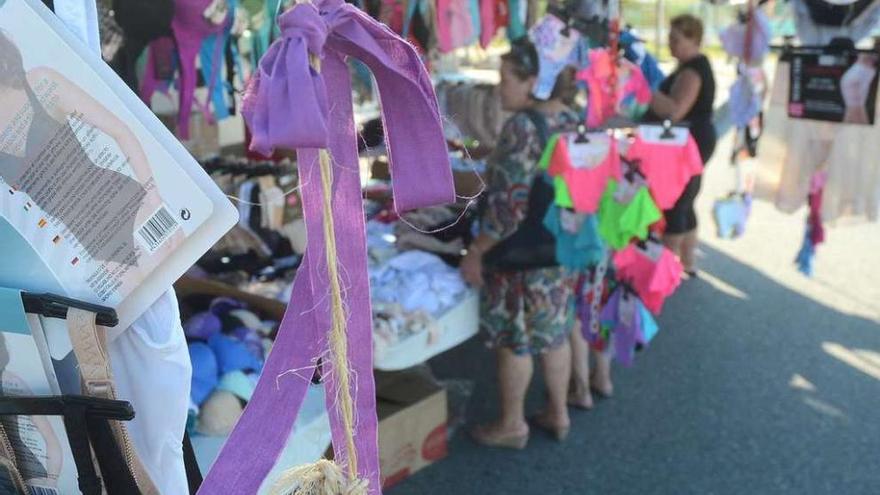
[28,67,153,184]
[649,68,702,122]
[461,114,539,287]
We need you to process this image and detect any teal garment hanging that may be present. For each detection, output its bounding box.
[508,0,526,40]
[402,0,423,37]
[251,0,283,68]
[200,3,236,122]
[468,0,481,44]
[543,205,607,271]
[200,35,230,120]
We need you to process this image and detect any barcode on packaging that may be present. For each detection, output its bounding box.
[137,205,179,253]
[29,485,59,495]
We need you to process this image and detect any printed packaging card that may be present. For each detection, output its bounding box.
[0,0,238,332]
[0,288,77,494]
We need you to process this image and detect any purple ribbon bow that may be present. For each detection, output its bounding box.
[199,1,454,493]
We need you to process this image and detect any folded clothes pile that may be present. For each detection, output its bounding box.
[183,296,278,436]
[369,250,469,317]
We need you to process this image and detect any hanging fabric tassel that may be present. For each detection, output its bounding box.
[198,1,455,493]
[795,171,827,276]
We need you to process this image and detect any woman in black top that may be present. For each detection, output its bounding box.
[648,14,716,276]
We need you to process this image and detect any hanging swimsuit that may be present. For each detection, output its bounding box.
[612,241,682,314]
[542,204,606,271]
[545,132,621,214]
[597,178,662,250]
[142,0,230,140]
[625,128,704,210]
[598,287,644,367]
[0,85,146,266]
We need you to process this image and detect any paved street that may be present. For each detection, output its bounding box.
[390,128,880,494]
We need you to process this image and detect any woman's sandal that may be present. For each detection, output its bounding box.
[590,385,614,399]
[531,414,571,442]
[470,424,529,450]
[567,390,595,410]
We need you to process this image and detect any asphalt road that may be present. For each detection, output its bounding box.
[390,127,880,495]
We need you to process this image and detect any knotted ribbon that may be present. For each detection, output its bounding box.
[198,1,454,493]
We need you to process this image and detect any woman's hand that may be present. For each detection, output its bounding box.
[460,247,485,288]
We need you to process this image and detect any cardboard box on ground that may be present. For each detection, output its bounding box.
[375,365,448,489]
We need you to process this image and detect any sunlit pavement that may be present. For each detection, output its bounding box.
[390,125,880,494]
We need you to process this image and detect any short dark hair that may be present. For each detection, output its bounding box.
[502,38,577,104]
[0,30,26,90]
[671,14,704,45]
[501,38,540,80]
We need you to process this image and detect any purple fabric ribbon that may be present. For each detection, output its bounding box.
[198,1,454,493]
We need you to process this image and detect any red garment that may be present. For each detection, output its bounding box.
[547,133,622,213]
[613,242,683,314]
[625,131,704,210]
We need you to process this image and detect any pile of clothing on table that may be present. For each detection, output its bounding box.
[365,204,475,353]
[181,295,279,437]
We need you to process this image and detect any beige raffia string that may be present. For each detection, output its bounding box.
[270,13,367,494]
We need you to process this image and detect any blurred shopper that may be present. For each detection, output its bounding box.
[648,14,717,276]
[460,39,579,448]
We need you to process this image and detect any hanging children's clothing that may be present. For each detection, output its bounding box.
[199,0,239,122]
[598,287,657,366]
[713,193,752,239]
[720,8,772,63]
[507,0,526,40]
[528,13,582,100]
[624,125,704,210]
[578,48,652,127]
[142,0,231,139]
[542,204,606,270]
[621,30,664,90]
[597,177,662,250]
[544,132,622,213]
[437,0,475,52]
[577,261,612,350]
[613,240,682,314]
[478,0,505,47]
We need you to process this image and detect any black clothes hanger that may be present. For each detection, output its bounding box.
[574,124,591,144]
[621,157,646,182]
[21,293,118,327]
[547,1,609,44]
[659,119,677,140]
[0,395,136,495]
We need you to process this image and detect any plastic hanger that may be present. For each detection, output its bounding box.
[659,119,677,140]
[574,124,591,144]
[21,293,118,327]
